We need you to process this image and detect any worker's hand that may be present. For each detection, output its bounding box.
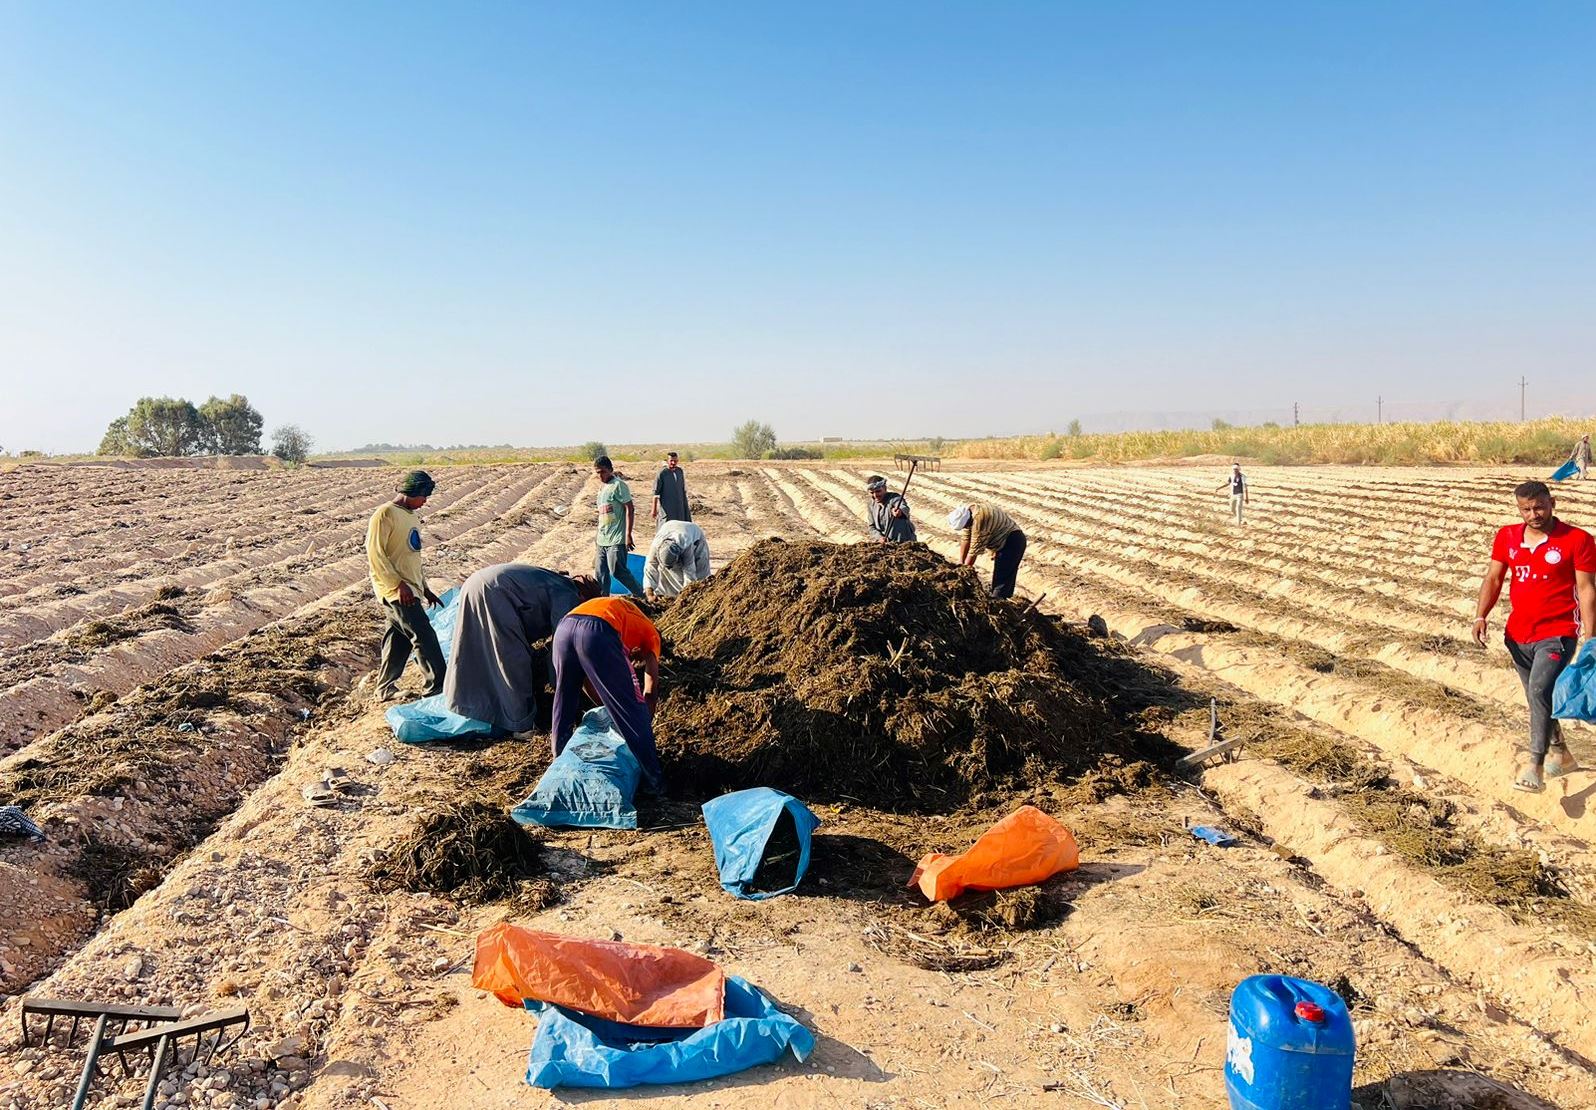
[397,582,417,606]
[1471,616,1489,647]
[626,537,635,552]
[650,505,658,520]
[424,588,442,609]
[644,689,658,714]
[891,505,905,518]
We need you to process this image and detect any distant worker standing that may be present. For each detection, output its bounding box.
[950,502,1027,599]
[443,565,600,735]
[1217,463,1249,525]
[592,455,645,597]
[365,470,445,701]
[1473,480,1596,792]
[1570,435,1592,481]
[651,451,692,522]
[644,519,712,600]
[866,475,917,543]
[550,596,665,790]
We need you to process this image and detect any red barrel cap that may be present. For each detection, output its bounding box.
[1294,1001,1326,1023]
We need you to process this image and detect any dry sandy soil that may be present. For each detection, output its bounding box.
[4,460,1596,1109]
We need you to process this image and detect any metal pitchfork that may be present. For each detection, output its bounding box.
[92,1006,251,1110]
[19,996,250,1110]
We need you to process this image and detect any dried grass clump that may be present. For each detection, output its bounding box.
[368,802,545,904]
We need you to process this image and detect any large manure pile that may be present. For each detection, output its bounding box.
[655,539,1113,810]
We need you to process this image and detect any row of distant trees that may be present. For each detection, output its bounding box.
[97,396,313,464]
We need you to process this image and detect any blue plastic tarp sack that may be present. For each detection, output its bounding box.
[1553,642,1596,721]
[1552,459,1581,482]
[511,707,641,829]
[427,586,462,663]
[385,694,494,743]
[522,975,814,1089]
[701,788,821,900]
[608,553,648,597]
[385,587,497,742]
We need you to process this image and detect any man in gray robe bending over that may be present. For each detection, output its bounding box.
[443,565,601,735]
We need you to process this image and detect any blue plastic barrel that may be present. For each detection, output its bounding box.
[1226,975,1354,1110]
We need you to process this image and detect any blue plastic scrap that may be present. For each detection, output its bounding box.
[1191,826,1237,847]
[701,788,821,900]
[1552,459,1580,483]
[522,975,814,1089]
[512,707,641,829]
[425,586,462,663]
[1553,642,1596,722]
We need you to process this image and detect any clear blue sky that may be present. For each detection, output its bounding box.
[2,3,1592,452]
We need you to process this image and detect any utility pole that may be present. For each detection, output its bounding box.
[1520,376,1528,422]
[1293,402,1299,427]
[1377,396,1383,425]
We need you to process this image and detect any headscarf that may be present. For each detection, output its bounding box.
[947,506,973,530]
[662,540,684,571]
[865,476,887,492]
[398,470,436,497]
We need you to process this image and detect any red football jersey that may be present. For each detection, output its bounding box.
[1491,520,1596,642]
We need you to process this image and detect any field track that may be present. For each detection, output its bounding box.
[3,460,1595,1110]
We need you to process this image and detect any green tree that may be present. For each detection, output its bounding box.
[1067,419,1082,437]
[199,394,264,455]
[271,424,314,466]
[98,416,135,456]
[580,441,608,462]
[1212,418,1233,431]
[731,420,777,458]
[125,397,208,457]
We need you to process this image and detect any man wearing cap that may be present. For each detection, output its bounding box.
[1216,463,1249,525]
[644,519,712,600]
[365,470,446,701]
[866,476,916,543]
[593,455,646,597]
[950,502,1027,599]
[651,451,692,523]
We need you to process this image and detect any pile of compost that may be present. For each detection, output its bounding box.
[654,539,1114,810]
[367,801,545,904]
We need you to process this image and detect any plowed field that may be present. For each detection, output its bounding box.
[4,461,1592,1110]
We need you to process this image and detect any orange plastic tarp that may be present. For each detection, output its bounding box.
[471,922,726,1027]
[909,805,1079,902]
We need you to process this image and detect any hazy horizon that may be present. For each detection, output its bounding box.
[3,3,1593,455]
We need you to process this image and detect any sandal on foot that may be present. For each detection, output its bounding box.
[1513,764,1545,793]
[1546,745,1580,779]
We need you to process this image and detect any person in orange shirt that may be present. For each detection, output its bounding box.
[550,596,665,789]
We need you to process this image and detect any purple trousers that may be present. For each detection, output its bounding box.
[550,614,663,786]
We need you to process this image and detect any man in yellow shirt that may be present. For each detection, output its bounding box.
[950,502,1027,599]
[366,470,445,701]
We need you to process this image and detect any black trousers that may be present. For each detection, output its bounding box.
[1506,635,1575,758]
[375,598,446,697]
[991,530,1027,599]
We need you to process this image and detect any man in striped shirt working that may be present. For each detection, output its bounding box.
[949,502,1028,599]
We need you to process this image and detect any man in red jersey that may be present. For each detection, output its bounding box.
[1474,481,1596,792]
